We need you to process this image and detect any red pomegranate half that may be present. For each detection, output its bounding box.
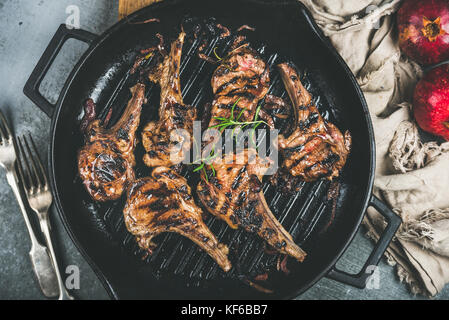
[413,64,449,141]
[398,0,449,65]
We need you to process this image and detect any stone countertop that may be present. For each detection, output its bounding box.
[0,0,447,300]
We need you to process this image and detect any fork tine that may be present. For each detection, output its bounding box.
[0,111,8,144]
[23,135,44,189]
[16,139,30,191]
[0,111,12,141]
[27,133,48,188]
[16,137,33,191]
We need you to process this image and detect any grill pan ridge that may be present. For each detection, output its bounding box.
[23,0,402,299]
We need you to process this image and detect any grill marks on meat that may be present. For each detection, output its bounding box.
[199,46,306,262]
[278,63,351,182]
[78,84,146,201]
[124,166,231,272]
[197,150,306,262]
[142,31,197,168]
[131,32,231,271]
[208,44,270,131]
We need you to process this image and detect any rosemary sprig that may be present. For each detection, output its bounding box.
[191,99,267,180]
[210,98,267,142]
[191,138,218,182]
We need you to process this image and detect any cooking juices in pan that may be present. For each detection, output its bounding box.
[75,17,350,293]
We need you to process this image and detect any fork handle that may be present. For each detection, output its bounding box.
[37,213,75,300]
[5,171,59,298]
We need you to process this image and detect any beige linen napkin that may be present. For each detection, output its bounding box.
[299,0,449,296]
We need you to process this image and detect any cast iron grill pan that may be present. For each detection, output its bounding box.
[79,21,343,291]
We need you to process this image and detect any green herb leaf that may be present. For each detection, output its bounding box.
[213,47,222,61]
[212,117,229,121]
[193,163,204,172]
[220,124,231,133]
[209,123,228,129]
[203,167,209,182]
[231,103,236,121]
[237,107,247,121]
[254,105,262,122]
[192,98,268,178]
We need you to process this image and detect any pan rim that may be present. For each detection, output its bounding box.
[47,0,375,300]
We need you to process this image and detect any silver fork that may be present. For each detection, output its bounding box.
[0,111,59,298]
[16,133,74,300]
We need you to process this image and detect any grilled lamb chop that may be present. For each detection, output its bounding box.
[124,166,232,272]
[142,31,197,168]
[197,149,306,262]
[78,83,146,202]
[208,43,270,131]
[278,63,351,182]
[198,44,305,262]
[135,32,231,271]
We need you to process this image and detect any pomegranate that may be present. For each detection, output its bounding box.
[413,64,449,141]
[398,0,449,65]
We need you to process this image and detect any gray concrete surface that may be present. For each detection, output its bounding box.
[0,0,447,300]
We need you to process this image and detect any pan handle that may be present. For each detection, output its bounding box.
[23,24,97,118]
[326,195,402,289]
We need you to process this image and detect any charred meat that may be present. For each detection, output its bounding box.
[142,31,197,168]
[278,63,351,182]
[124,166,232,272]
[137,32,231,271]
[198,45,305,262]
[197,149,306,262]
[207,43,270,132]
[78,84,146,202]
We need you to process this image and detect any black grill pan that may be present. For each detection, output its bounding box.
[23,0,401,299]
